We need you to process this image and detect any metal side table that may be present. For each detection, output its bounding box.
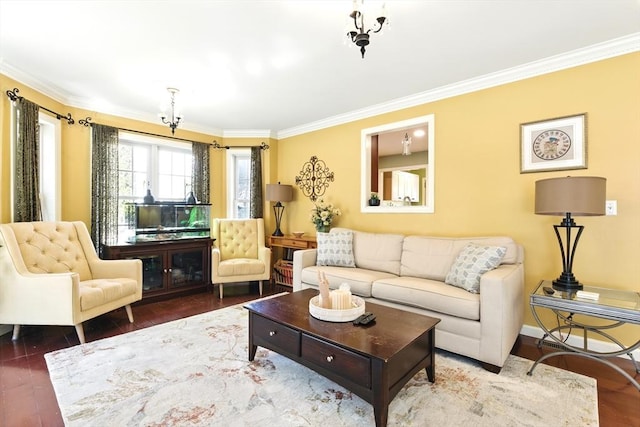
[527,280,640,391]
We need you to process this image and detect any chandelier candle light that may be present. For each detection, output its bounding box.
[535,176,606,291]
[347,0,389,58]
[160,87,182,135]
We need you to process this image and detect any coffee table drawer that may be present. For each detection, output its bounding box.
[301,335,371,388]
[253,315,301,356]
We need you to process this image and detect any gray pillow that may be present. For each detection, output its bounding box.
[316,231,355,267]
[445,243,506,293]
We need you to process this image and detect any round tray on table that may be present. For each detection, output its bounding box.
[309,295,365,322]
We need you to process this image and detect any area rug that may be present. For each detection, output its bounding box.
[45,299,598,426]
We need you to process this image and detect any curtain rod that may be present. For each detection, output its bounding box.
[79,116,269,150]
[6,88,75,125]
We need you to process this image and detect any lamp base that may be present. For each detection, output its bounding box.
[272,229,284,237]
[552,272,583,291]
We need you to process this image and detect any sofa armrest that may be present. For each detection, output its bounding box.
[478,262,525,367]
[89,258,142,283]
[293,249,317,291]
[258,247,272,266]
[0,269,81,325]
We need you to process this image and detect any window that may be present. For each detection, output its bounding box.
[38,113,61,221]
[226,148,251,218]
[117,132,192,235]
[10,110,61,221]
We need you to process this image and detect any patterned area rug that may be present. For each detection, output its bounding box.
[45,299,598,426]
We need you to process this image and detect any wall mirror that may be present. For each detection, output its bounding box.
[361,114,434,213]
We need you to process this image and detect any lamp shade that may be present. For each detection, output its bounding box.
[266,184,293,202]
[535,176,606,216]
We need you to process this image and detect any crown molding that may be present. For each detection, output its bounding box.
[222,129,277,139]
[277,33,640,139]
[3,33,638,140]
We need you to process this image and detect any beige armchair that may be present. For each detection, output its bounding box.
[211,218,271,298]
[0,221,142,344]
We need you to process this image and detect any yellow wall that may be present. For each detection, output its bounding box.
[1,53,639,342]
[276,53,640,340]
[0,74,273,225]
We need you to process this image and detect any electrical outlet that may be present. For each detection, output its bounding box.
[605,200,617,216]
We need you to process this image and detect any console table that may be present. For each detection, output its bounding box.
[268,235,317,290]
[527,280,640,391]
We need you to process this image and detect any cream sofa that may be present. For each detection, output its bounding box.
[0,221,142,344]
[293,228,524,372]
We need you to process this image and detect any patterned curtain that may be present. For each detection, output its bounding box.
[14,98,42,222]
[249,146,263,218]
[91,124,119,256]
[192,142,210,203]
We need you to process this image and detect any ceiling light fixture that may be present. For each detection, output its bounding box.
[347,0,388,58]
[401,132,412,156]
[160,87,182,135]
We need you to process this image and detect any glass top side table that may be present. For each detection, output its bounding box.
[527,280,640,391]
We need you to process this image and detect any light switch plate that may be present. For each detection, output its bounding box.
[605,200,617,216]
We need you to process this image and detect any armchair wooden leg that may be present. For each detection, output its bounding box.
[219,284,224,299]
[259,280,263,296]
[75,324,86,344]
[12,325,20,341]
[125,304,134,323]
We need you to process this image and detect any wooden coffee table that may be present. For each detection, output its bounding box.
[245,289,440,427]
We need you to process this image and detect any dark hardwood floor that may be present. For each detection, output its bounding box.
[1,284,638,426]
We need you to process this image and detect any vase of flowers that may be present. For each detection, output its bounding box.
[310,199,341,233]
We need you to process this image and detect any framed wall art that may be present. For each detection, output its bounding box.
[520,113,587,173]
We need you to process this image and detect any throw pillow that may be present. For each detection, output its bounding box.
[316,231,355,267]
[445,243,506,293]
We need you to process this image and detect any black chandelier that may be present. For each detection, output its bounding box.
[347,1,388,58]
[160,87,182,135]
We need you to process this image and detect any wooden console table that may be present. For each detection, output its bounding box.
[268,235,317,290]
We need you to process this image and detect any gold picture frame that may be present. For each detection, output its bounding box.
[520,113,587,173]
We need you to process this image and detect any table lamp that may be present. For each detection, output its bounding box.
[535,176,606,291]
[266,183,293,236]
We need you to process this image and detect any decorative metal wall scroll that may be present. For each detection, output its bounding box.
[295,156,335,201]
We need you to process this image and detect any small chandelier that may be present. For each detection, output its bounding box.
[346,1,388,58]
[401,132,412,156]
[160,87,182,135]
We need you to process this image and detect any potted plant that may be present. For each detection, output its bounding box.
[368,192,380,206]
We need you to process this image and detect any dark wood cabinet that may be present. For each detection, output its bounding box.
[104,239,213,299]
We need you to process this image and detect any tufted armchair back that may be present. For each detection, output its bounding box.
[0,220,142,344]
[213,219,264,261]
[4,221,93,281]
[210,218,271,298]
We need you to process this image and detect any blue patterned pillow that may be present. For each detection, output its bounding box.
[316,231,355,267]
[445,244,506,293]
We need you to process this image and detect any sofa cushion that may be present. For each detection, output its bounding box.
[400,236,519,281]
[332,228,403,275]
[316,231,355,267]
[80,278,139,311]
[372,276,480,321]
[445,244,506,293]
[300,265,397,298]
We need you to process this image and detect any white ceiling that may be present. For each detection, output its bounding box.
[1,1,639,138]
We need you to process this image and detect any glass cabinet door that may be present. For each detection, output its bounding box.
[130,253,164,292]
[170,249,205,288]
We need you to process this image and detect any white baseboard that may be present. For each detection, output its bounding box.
[0,324,12,337]
[520,324,640,360]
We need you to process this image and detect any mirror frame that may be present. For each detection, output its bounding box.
[360,114,435,213]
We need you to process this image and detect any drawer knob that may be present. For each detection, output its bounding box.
[326,355,334,363]
[269,331,277,337]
